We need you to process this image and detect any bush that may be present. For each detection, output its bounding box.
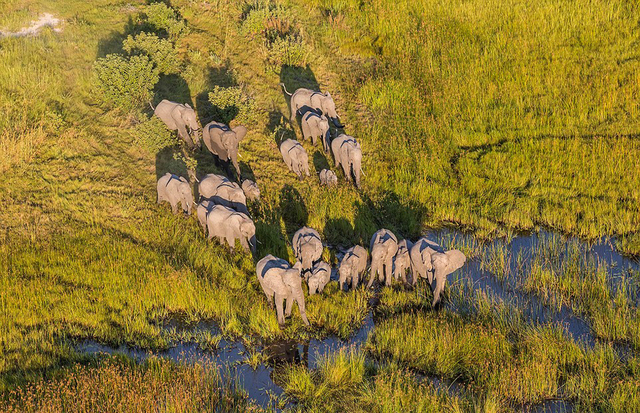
[208,85,259,125]
[265,34,308,68]
[93,54,159,112]
[122,32,180,75]
[132,115,177,153]
[143,3,188,41]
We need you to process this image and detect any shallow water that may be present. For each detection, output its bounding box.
[76,229,638,409]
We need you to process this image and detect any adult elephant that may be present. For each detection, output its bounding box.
[367,229,399,288]
[156,173,193,215]
[206,204,256,253]
[256,255,310,327]
[410,238,466,307]
[301,111,331,152]
[280,139,310,180]
[198,174,248,215]
[338,245,368,291]
[154,100,201,149]
[292,226,323,272]
[331,134,362,189]
[281,84,344,128]
[393,239,414,285]
[202,121,247,178]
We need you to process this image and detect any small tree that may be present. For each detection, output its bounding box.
[143,3,188,41]
[208,85,259,125]
[122,32,180,75]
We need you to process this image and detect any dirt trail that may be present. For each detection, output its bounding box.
[0,13,62,38]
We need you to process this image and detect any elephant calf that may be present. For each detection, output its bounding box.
[199,174,249,215]
[338,245,368,291]
[206,204,256,252]
[256,255,310,327]
[301,111,331,152]
[393,239,414,285]
[241,179,260,202]
[307,261,331,295]
[410,237,466,307]
[292,226,323,272]
[331,134,362,189]
[319,169,338,187]
[157,173,193,215]
[368,229,399,288]
[280,139,310,180]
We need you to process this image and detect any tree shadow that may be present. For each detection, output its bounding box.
[312,150,331,172]
[155,146,188,181]
[279,184,308,239]
[96,16,138,58]
[155,74,193,107]
[195,64,238,126]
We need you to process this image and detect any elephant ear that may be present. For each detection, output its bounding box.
[232,125,248,142]
[443,250,466,275]
[185,103,192,109]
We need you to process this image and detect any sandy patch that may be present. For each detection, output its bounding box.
[0,13,62,38]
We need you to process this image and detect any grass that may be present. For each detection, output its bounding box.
[1,0,639,410]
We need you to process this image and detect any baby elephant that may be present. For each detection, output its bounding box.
[206,204,256,252]
[292,226,323,272]
[307,261,331,295]
[368,229,399,288]
[331,134,362,189]
[157,173,193,215]
[280,139,310,180]
[338,245,368,291]
[242,179,261,202]
[256,255,310,327]
[393,239,414,285]
[301,111,331,152]
[319,169,338,187]
[196,199,216,234]
[199,174,248,215]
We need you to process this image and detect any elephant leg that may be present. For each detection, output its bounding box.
[170,202,179,214]
[275,293,286,326]
[352,273,359,290]
[296,297,310,326]
[384,258,393,286]
[342,162,351,182]
[265,291,274,308]
[285,293,294,317]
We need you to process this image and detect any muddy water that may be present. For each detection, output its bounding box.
[76,229,638,410]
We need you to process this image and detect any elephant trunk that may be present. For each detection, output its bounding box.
[249,235,257,254]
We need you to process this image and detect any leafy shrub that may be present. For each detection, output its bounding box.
[143,2,188,41]
[265,34,308,68]
[208,85,259,125]
[242,3,294,37]
[122,32,180,74]
[93,54,159,112]
[132,115,177,153]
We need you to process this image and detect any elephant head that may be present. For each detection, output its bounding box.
[177,180,193,215]
[394,239,413,283]
[177,103,201,148]
[430,249,466,307]
[239,216,256,253]
[349,142,362,189]
[221,125,247,177]
[318,115,331,151]
[313,93,343,128]
[282,262,310,325]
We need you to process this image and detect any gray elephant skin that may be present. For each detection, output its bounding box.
[338,245,368,291]
[319,169,338,187]
[154,100,201,149]
[198,174,248,215]
[256,255,310,326]
[241,179,260,202]
[157,173,193,215]
[331,134,362,189]
[280,139,310,180]
[410,238,466,306]
[368,229,399,288]
[292,226,323,272]
[281,84,343,127]
[196,199,216,234]
[307,261,331,295]
[202,121,247,178]
[206,204,255,252]
[301,111,331,152]
[393,239,414,284]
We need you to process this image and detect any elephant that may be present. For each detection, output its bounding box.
[241,179,260,202]
[301,111,331,152]
[206,204,256,252]
[307,261,331,295]
[338,245,368,291]
[256,255,310,326]
[410,238,466,307]
[331,134,362,189]
[156,173,193,215]
[367,229,399,288]
[154,100,201,149]
[280,139,310,180]
[393,239,414,285]
[198,174,249,215]
[196,199,216,234]
[202,121,247,178]
[319,169,338,187]
[281,83,344,128]
[292,226,323,272]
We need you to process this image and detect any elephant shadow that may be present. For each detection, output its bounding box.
[155,74,193,108]
[155,146,189,181]
[312,151,331,173]
[279,184,308,239]
[265,110,296,146]
[96,16,137,58]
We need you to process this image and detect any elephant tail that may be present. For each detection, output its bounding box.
[280,83,292,96]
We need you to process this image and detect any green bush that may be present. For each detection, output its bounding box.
[143,2,188,41]
[122,32,180,75]
[93,54,159,112]
[208,85,259,125]
[132,115,177,153]
[265,34,308,68]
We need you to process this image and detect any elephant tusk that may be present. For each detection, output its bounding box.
[360,168,366,177]
[256,239,263,244]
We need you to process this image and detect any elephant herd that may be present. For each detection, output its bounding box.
[153,84,466,328]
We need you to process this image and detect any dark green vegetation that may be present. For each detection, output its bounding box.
[1,0,639,411]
